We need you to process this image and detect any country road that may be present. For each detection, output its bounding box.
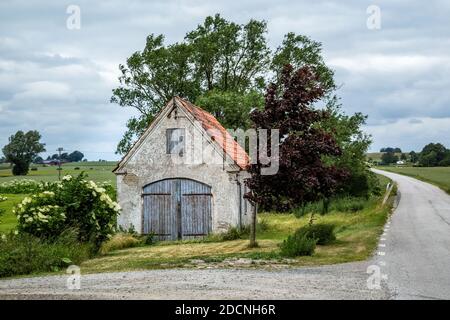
[0,170,449,300]
[371,169,450,299]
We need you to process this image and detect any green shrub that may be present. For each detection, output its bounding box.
[331,197,366,212]
[295,223,336,245]
[15,173,119,247]
[0,229,93,278]
[293,200,327,217]
[293,197,367,217]
[143,232,157,245]
[279,233,316,257]
[30,167,38,171]
[99,233,141,254]
[220,226,243,241]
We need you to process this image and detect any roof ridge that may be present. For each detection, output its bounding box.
[175,97,249,170]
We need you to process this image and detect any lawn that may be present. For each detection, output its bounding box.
[0,161,117,185]
[0,161,117,233]
[379,166,450,194]
[80,175,395,273]
[0,194,25,233]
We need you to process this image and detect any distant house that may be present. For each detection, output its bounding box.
[396,160,405,165]
[42,159,69,166]
[113,97,252,240]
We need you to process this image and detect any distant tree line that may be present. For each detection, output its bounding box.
[379,143,450,167]
[380,147,402,153]
[0,130,89,175]
[39,150,84,163]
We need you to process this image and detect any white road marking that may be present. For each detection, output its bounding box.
[379,261,386,266]
[380,238,386,241]
[379,244,386,247]
[378,252,386,256]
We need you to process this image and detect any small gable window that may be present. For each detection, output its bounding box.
[166,128,185,156]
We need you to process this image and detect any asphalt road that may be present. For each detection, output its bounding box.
[1,169,449,300]
[372,168,450,299]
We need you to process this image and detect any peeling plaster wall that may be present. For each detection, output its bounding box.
[116,104,251,234]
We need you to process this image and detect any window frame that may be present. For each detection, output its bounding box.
[166,128,185,156]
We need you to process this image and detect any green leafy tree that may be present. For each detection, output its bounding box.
[195,90,263,129]
[68,151,84,162]
[381,152,399,165]
[409,151,419,163]
[60,153,70,161]
[33,156,44,164]
[321,96,376,197]
[2,130,46,176]
[271,32,335,93]
[111,14,338,155]
[419,143,448,167]
[380,147,402,153]
[185,14,269,92]
[111,14,270,154]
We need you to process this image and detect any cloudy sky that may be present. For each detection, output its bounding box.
[1,0,449,160]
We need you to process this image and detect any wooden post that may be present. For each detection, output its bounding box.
[249,202,258,248]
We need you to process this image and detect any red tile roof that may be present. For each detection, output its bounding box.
[175,97,249,170]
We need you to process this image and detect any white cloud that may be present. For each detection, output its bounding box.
[0,0,449,158]
[366,117,450,152]
[14,81,71,100]
[329,54,448,74]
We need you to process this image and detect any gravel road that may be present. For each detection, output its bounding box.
[0,262,390,300]
[1,169,449,300]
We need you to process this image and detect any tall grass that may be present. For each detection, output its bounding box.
[0,229,94,278]
[99,233,141,255]
[293,197,367,217]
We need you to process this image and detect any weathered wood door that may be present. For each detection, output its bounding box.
[143,178,212,240]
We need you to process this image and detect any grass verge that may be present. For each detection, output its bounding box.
[379,166,450,195]
[80,176,395,274]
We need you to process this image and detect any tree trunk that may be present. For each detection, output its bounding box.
[249,202,258,248]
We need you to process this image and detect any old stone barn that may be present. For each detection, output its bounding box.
[113,97,252,240]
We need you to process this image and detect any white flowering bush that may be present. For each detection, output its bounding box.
[15,192,66,237]
[15,173,119,246]
[0,179,47,194]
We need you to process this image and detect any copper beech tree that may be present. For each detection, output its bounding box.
[245,65,348,246]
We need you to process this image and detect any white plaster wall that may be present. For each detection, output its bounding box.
[116,104,249,234]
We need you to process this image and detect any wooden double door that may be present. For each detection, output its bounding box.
[142,178,212,240]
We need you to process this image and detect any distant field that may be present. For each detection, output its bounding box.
[0,161,117,233]
[380,166,450,194]
[366,152,403,162]
[0,161,117,184]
